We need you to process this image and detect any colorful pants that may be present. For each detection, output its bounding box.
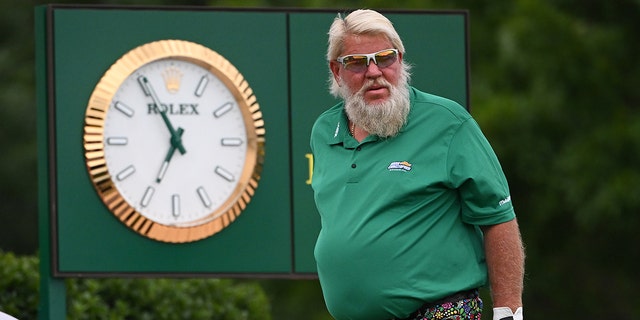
[401,290,483,320]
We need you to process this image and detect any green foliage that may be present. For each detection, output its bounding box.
[66,278,271,320]
[259,280,332,320]
[465,1,640,318]
[0,251,271,319]
[0,0,39,254]
[0,251,39,319]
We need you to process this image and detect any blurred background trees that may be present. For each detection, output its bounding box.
[1,0,639,318]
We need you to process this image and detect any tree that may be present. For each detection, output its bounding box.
[0,0,40,254]
[466,0,640,317]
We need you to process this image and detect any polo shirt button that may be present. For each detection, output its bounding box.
[351,163,357,168]
[356,147,362,151]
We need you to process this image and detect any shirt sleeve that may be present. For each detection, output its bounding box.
[447,118,516,225]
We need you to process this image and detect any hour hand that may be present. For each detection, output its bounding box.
[138,76,186,155]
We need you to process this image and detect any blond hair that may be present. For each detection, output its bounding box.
[327,9,405,62]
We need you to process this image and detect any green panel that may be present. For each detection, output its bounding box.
[389,12,469,108]
[289,12,340,273]
[289,11,469,273]
[52,8,291,274]
[45,7,468,276]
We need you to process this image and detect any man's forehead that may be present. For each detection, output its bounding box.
[342,34,393,52]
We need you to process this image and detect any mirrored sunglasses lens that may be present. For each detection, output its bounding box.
[374,50,398,68]
[343,56,368,72]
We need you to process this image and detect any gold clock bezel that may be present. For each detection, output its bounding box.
[83,39,265,243]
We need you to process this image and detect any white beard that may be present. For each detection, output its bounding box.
[338,68,411,138]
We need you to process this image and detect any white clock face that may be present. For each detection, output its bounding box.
[85,39,264,243]
[103,58,248,226]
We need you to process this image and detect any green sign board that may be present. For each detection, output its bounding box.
[37,5,468,278]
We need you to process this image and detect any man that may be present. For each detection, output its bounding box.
[310,9,525,320]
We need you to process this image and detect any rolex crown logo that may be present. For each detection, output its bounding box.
[162,66,183,94]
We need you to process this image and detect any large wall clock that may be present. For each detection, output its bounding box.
[83,39,265,243]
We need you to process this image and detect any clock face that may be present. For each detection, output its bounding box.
[83,40,265,243]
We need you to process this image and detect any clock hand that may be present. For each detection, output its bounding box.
[156,127,184,183]
[139,76,187,155]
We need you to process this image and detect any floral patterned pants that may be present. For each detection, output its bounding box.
[399,290,483,320]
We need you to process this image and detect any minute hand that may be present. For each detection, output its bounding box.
[140,76,186,155]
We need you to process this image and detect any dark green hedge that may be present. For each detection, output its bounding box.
[0,251,271,319]
[0,251,38,318]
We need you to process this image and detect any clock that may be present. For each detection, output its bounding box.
[83,39,265,243]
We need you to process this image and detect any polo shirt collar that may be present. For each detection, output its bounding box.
[326,109,379,148]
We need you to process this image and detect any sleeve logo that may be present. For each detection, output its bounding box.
[499,195,512,206]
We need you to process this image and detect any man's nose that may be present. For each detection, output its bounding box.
[365,60,383,77]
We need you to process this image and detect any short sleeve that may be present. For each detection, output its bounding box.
[447,118,515,225]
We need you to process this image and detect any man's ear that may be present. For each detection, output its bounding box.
[329,61,341,83]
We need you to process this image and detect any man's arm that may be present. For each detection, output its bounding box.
[481,219,525,313]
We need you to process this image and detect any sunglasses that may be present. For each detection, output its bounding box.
[336,49,399,73]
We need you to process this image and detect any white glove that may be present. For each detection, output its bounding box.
[0,311,18,320]
[493,307,523,320]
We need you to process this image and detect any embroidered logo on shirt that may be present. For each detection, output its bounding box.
[387,161,412,172]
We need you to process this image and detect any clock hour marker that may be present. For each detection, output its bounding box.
[140,186,155,207]
[221,138,244,146]
[215,166,235,182]
[213,102,233,118]
[194,75,209,97]
[156,161,169,183]
[172,194,180,217]
[197,187,212,208]
[114,101,135,117]
[116,165,136,181]
[137,76,151,96]
[107,137,128,145]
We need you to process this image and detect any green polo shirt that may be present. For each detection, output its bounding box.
[310,87,515,320]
